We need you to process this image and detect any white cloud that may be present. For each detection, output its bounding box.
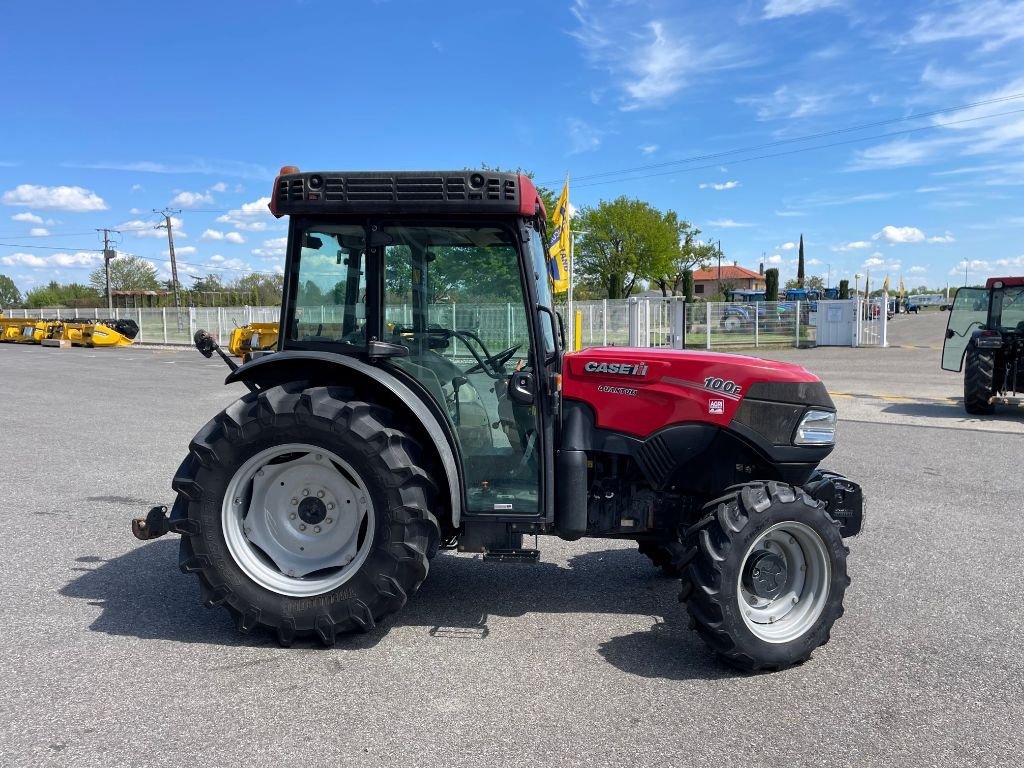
[208,255,247,270]
[29,227,50,237]
[225,231,245,244]
[163,245,197,257]
[1,184,107,212]
[767,254,784,265]
[569,2,739,111]
[202,229,225,240]
[909,266,928,274]
[741,85,833,121]
[171,190,214,207]
[848,138,949,171]
[775,210,805,217]
[779,241,797,250]
[567,118,603,154]
[12,212,44,223]
[130,184,143,193]
[926,233,956,243]
[117,216,186,239]
[209,182,228,193]
[833,240,872,251]
[699,180,740,190]
[216,197,273,231]
[920,63,984,91]
[1,251,101,268]
[128,207,142,215]
[862,256,885,268]
[763,0,843,19]
[874,225,925,243]
[639,144,658,155]
[908,0,1024,52]
[251,236,287,259]
[708,218,753,228]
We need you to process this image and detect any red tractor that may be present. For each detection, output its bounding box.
[133,168,863,671]
[942,276,1024,413]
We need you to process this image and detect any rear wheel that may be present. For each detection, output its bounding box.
[173,383,439,645]
[964,346,995,415]
[721,314,744,333]
[681,482,848,671]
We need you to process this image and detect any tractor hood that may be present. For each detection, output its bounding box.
[562,347,832,439]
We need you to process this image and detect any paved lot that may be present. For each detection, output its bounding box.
[0,326,1021,768]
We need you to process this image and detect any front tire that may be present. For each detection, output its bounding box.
[173,383,439,645]
[964,347,995,415]
[681,482,849,671]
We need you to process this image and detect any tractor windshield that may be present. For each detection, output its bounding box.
[991,286,1024,331]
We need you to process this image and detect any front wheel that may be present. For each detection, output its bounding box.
[963,346,995,415]
[681,482,849,671]
[173,383,439,645]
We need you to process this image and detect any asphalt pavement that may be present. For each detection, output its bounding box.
[0,323,1021,768]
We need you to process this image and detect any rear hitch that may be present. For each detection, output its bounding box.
[131,505,171,541]
[131,503,198,540]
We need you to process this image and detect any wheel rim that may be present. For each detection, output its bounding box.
[723,316,741,332]
[222,443,375,597]
[736,521,830,644]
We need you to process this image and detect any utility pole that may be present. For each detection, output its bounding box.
[97,228,121,312]
[155,209,183,321]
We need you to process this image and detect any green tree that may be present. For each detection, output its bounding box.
[227,272,284,305]
[784,275,825,291]
[797,234,805,288]
[0,274,22,307]
[575,197,680,299]
[839,279,849,300]
[764,268,779,300]
[24,281,99,308]
[89,254,160,293]
[652,224,715,296]
[681,269,694,302]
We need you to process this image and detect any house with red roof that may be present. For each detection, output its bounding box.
[691,264,766,297]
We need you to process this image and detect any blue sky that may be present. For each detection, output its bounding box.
[2,0,1024,298]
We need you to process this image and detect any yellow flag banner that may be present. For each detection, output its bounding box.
[547,178,571,293]
[899,276,905,297]
[882,274,890,292]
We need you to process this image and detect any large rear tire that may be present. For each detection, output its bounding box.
[638,537,695,576]
[680,482,849,671]
[964,347,995,415]
[173,383,439,646]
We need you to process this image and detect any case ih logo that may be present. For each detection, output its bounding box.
[583,361,649,376]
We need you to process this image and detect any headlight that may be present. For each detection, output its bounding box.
[794,409,837,445]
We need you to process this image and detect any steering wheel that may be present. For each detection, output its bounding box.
[466,343,522,376]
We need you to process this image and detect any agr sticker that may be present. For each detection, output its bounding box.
[709,399,725,415]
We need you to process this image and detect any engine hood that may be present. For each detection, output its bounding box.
[562,346,831,439]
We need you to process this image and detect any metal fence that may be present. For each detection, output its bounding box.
[7,296,891,350]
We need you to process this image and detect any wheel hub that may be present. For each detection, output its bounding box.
[744,550,788,599]
[298,496,327,525]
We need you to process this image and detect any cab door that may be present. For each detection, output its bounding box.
[942,288,989,371]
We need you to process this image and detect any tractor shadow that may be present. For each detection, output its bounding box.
[881,400,1024,424]
[61,540,727,680]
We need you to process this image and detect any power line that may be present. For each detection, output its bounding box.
[539,91,1024,188]
[569,105,1024,190]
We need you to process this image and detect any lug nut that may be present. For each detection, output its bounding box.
[289,513,297,520]
[327,503,334,510]
[317,491,325,498]
[302,489,309,497]
[792,596,799,604]
[314,526,321,534]
[257,470,264,477]
[291,498,298,506]
[326,518,333,524]
[299,524,306,531]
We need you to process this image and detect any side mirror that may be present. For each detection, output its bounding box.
[945,328,955,339]
[193,328,216,358]
[508,371,536,405]
[536,305,561,364]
